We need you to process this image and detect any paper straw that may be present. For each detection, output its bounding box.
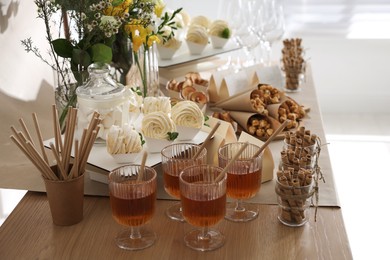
[193,121,221,159]
[32,113,49,164]
[137,151,148,182]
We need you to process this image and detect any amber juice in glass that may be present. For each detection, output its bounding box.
[161,143,207,222]
[218,142,263,222]
[179,165,227,251]
[109,165,157,250]
[110,180,156,227]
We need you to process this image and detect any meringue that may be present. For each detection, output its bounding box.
[209,20,230,38]
[141,111,176,140]
[142,96,171,114]
[190,15,210,29]
[106,124,142,155]
[186,25,209,45]
[171,100,204,128]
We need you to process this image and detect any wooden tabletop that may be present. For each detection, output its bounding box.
[0,192,352,259]
[0,64,352,259]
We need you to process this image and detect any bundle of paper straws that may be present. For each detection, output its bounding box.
[10,105,101,181]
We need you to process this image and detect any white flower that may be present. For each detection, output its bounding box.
[160,25,172,37]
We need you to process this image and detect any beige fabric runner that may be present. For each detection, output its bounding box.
[0,64,340,207]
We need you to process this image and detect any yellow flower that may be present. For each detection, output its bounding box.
[147,35,160,46]
[104,0,132,16]
[132,35,144,52]
[154,1,166,18]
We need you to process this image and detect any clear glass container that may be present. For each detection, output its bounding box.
[76,63,136,140]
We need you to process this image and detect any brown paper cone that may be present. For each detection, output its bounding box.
[229,111,282,141]
[214,88,265,113]
[44,165,84,226]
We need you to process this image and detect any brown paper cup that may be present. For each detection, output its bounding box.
[44,165,84,226]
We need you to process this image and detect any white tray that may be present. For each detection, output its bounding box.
[158,39,240,68]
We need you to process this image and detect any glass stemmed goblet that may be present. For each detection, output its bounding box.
[161,143,207,222]
[256,0,285,66]
[179,164,227,251]
[109,164,157,250]
[218,142,263,222]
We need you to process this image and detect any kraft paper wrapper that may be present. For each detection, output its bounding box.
[238,131,274,183]
[44,166,84,226]
[201,117,237,166]
[267,97,304,130]
[253,65,285,90]
[214,88,261,113]
[228,111,283,141]
[208,69,259,103]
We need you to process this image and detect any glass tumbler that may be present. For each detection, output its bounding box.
[109,164,157,250]
[218,142,263,222]
[275,177,314,227]
[180,165,227,251]
[161,143,207,222]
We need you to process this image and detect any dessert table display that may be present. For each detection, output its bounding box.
[0,54,352,258]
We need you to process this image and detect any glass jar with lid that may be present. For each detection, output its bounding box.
[76,62,138,140]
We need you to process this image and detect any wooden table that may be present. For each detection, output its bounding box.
[0,64,353,259]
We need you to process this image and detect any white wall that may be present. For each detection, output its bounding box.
[0,1,53,101]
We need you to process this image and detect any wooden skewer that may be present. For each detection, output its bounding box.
[10,135,55,180]
[193,121,221,159]
[253,120,289,158]
[137,151,148,182]
[79,130,98,174]
[69,139,79,179]
[25,141,58,181]
[49,142,67,180]
[215,141,249,183]
[18,118,35,146]
[63,107,77,173]
[32,113,49,164]
[52,104,63,154]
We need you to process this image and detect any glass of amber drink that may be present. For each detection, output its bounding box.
[161,143,207,222]
[109,165,157,250]
[218,142,263,222]
[179,165,227,251]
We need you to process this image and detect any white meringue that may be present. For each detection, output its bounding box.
[171,100,204,128]
[142,96,171,114]
[106,124,142,155]
[141,111,176,140]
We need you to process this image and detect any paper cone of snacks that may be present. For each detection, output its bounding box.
[229,111,282,141]
[214,88,269,115]
[267,97,305,130]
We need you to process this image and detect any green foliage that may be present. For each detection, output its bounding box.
[221,28,231,39]
[90,43,113,63]
[167,132,179,141]
[51,39,74,58]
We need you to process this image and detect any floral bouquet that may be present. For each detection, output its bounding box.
[22,0,181,129]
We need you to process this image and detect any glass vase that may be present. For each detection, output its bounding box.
[128,43,161,98]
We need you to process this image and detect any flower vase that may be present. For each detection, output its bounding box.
[128,43,161,98]
[54,84,77,129]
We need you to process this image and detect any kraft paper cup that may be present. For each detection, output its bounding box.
[44,165,84,226]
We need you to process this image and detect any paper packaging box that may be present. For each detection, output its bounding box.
[238,132,274,183]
